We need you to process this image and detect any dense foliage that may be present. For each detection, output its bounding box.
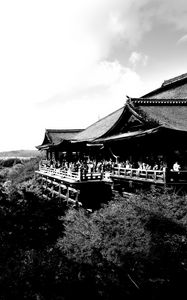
[0,181,65,299]
[58,190,187,299]
[0,149,40,158]
[0,176,187,299]
[0,157,41,184]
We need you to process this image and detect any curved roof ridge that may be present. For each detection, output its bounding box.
[37,128,84,149]
[96,126,162,142]
[83,105,125,131]
[141,72,187,99]
[126,99,146,122]
[162,72,187,87]
[74,104,126,141]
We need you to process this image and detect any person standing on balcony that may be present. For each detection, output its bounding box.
[125,160,132,169]
[173,161,181,172]
[153,163,159,170]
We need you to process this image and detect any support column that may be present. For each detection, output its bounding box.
[46,150,49,160]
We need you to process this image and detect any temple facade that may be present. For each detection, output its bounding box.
[36,73,187,207]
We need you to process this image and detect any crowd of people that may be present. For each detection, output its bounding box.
[42,159,114,173]
[41,158,181,174]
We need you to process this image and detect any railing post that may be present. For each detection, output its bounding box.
[153,171,157,182]
[163,169,168,184]
[75,190,80,203]
[163,170,166,183]
[66,187,69,204]
[51,182,54,198]
[59,185,61,199]
[78,167,83,181]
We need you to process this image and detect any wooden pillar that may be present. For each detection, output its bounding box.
[51,183,54,198]
[66,187,70,204]
[54,151,57,161]
[59,184,61,199]
[49,151,53,160]
[75,190,80,203]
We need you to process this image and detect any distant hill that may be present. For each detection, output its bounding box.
[0,150,41,158]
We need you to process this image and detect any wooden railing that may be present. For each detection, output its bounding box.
[40,175,82,206]
[38,164,104,182]
[38,165,80,181]
[111,167,166,183]
[38,162,187,185]
[79,170,104,181]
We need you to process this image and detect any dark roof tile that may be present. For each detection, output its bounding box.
[46,129,83,145]
[142,73,187,99]
[130,98,187,132]
[38,129,83,148]
[75,106,125,141]
[162,73,187,87]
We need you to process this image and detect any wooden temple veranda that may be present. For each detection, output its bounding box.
[36,73,187,208]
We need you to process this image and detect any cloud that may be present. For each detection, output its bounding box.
[39,60,145,107]
[1,0,187,150]
[154,0,187,30]
[0,0,153,150]
[177,34,187,45]
[35,60,146,132]
[129,52,148,68]
[0,0,185,107]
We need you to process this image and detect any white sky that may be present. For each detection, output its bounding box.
[1,0,187,151]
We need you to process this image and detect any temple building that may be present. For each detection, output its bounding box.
[37,129,83,161]
[74,72,187,166]
[36,73,187,207]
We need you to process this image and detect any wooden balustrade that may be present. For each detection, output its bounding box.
[38,162,187,185]
[40,175,81,206]
[38,164,165,183]
[112,167,165,183]
[38,164,103,182]
[39,166,80,181]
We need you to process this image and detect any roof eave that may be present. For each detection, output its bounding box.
[96,126,162,143]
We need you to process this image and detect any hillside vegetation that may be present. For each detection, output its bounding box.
[0,156,42,184]
[0,149,41,158]
[0,171,186,299]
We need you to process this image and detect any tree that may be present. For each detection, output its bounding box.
[0,182,65,299]
[58,190,187,299]
[0,180,187,300]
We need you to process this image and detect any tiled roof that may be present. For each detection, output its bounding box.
[74,106,125,142]
[162,73,187,87]
[97,127,161,142]
[46,129,83,145]
[142,73,187,99]
[143,82,187,100]
[128,73,187,132]
[129,98,187,132]
[37,129,83,149]
[37,72,187,147]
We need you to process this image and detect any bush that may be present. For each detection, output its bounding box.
[0,158,22,168]
[0,182,66,299]
[0,182,187,300]
[57,190,187,299]
[7,157,41,184]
